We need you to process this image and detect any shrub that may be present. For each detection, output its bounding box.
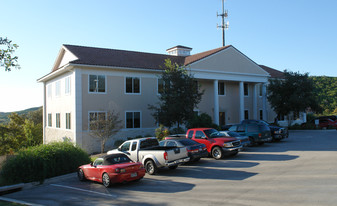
[186,113,220,130]
[0,142,90,184]
[155,124,169,141]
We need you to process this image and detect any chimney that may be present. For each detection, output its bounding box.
[166,45,192,56]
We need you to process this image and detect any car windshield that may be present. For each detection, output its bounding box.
[204,129,223,138]
[104,154,132,165]
[178,139,197,146]
[228,131,241,137]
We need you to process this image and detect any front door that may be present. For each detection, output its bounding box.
[219,112,226,127]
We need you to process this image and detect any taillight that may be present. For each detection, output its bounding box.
[164,152,168,160]
[115,168,126,173]
[259,133,262,138]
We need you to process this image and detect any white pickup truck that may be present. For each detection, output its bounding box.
[107,137,190,175]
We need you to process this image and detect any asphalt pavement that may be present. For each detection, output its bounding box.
[1,130,337,206]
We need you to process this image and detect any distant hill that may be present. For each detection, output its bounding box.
[0,106,42,124]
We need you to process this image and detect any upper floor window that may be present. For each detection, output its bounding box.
[55,81,61,97]
[47,84,52,98]
[258,84,262,97]
[126,77,140,94]
[244,83,249,96]
[126,111,141,128]
[65,76,71,95]
[89,75,105,93]
[218,82,226,96]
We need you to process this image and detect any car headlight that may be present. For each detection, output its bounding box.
[274,130,281,134]
[223,143,233,147]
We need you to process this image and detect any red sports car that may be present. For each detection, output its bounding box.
[77,153,146,187]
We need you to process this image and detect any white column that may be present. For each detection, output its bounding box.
[43,82,46,144]
[213,80,219,125]
[253,83,258,120]
[262,83,267,121]
[239,81,244,122]
[74,69,83,147]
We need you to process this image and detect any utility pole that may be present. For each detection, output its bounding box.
[217,0,229,46]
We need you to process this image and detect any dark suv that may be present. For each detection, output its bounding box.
[229,123,271,145]
[241,120,288,142]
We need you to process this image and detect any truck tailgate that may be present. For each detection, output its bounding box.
[166,147,188,162]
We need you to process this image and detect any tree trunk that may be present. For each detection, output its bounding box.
[101,140,105,154]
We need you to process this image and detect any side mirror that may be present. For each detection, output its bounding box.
[90,162,93,166]
[118,147,121,151]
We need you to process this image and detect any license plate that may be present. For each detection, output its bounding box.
[131,172,137,177]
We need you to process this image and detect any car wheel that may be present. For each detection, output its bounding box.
[77,169,86,181]
[249,137,255,146]
[211,146,223,160]
[145,160,157,175]
[168,165,178,170]
[102,173,111,188]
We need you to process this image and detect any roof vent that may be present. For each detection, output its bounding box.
[166,45,192,56]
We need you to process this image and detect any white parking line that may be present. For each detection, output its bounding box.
[50,184,118,198]
[0,196,43,206]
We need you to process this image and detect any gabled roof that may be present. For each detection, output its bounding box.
[259,65,285,79]
[184,45,231,65]
[53,45,234,73]
[58,44,185,72]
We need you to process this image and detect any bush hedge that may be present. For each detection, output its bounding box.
[0,142,90,184]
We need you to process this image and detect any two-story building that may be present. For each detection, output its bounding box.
[38,44,281,153]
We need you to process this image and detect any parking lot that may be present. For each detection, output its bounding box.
[2,130,337,206]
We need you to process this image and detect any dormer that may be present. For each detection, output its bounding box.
[166,45,192,56]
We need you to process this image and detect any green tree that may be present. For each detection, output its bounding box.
[0,111,43,155]
[0,37,20,71]
[310,76,337,115]
[149,59,204,129]
[267,70,322,123]
[89,111,122,153]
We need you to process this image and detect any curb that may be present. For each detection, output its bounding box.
[0,172,77,194]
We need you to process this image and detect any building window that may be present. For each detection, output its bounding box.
[56,113,60,128]
[55,81,61,97]
[244,110,249,120]
[218,82,226,96]
[66,113,71,129]
[89,112,106,130]
[47,84,52,98]
[126,77,140,94]
[89,75,105,93]
[259,84,263,97]
[65,76,71,95]
[158,78,164,94]
[244,83,249,96]
[126,112,141,128]
[48,113,52,127]
[259,110,263,120]
[219,112,226,126]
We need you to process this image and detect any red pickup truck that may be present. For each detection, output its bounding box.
[186,128,242,159]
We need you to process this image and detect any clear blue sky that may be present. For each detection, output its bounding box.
[1,0,336,112]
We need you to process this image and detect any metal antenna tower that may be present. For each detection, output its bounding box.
[217,0,229,46]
